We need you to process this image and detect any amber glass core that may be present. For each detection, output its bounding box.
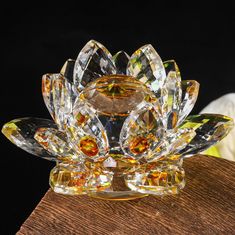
[81,75,154,116]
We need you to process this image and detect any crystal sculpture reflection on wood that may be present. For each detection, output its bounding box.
[2,40,234,200]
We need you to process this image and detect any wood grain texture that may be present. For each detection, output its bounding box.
[17,155,235,235]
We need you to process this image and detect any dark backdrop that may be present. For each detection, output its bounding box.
[1,2,235,233]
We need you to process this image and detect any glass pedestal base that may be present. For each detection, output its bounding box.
[88,191,147,201]
[88,175,148,200]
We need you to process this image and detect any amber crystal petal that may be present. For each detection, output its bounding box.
[127,44,166,101]
[73,40,116,91]
[113,51,130,75]
[42,73,73,129]
[120,101,165,160]
[178,80,199,125]
[125,164,185,195]
[49,163,88,195]
[66,99,109,161]
[178,114,234,156]
[34,127,81,162]
[2,118,57,160]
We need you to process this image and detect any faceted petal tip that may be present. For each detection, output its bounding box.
[127,44,166,98]
[178,80,200,125]
[178,113,234,156]
[164,60,180,77]
[162,60,182,129]
[42,74,73,129]
[60,59,75,83]
[73,40,116,91]
[34,128,81,162]
[112,51,130,75]
[2,118,57,160]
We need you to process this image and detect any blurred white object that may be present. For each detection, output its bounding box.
[200,93,235,161]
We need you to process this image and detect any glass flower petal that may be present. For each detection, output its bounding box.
[145,128,196,162]
[73,40,116,91]
[164,60,181,77]
[163,60,182,129]
[125,164,185,195]
[177,80,200,125]
[34,127,81,162]
[2,118,57,160]
[50,163,88,195]
[60,59,75,83]
[167,128,196,154]
[66,99,109,161]
[120,102,165,160]
[178,114,234,156]
[127,44,166,99]
[42,73,73,129]
[113,51,130,74]
[60,59,78,103]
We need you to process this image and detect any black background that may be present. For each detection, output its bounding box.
[1,2,235,234]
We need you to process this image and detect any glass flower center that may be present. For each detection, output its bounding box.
[81,75,154,116]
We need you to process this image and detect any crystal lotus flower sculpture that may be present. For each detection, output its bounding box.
[2,40,234,200]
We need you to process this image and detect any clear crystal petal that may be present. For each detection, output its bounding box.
[66,99,109,161]
[42,73,73,129]
[34,127,82,162]
[167,128,196,154]
[73,40,116,91]
[146,128,196,162]
[120,101,165,160]
[164,60,181,76]
[125,164,185,195]
[127,44,166,99]
[50,163,88,195]
[60,59,78,102]
[162,60,182,129]
[2,118,57,160]
[113,51,130,75]
[178,114,234,156]
[177,80,200,125]
[60,59,75,83]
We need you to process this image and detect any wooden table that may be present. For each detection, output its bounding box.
[17,155,235,235]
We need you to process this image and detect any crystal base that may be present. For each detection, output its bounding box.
[88,191,147,201]
[49,158,186,200]
[88,175,148,200]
